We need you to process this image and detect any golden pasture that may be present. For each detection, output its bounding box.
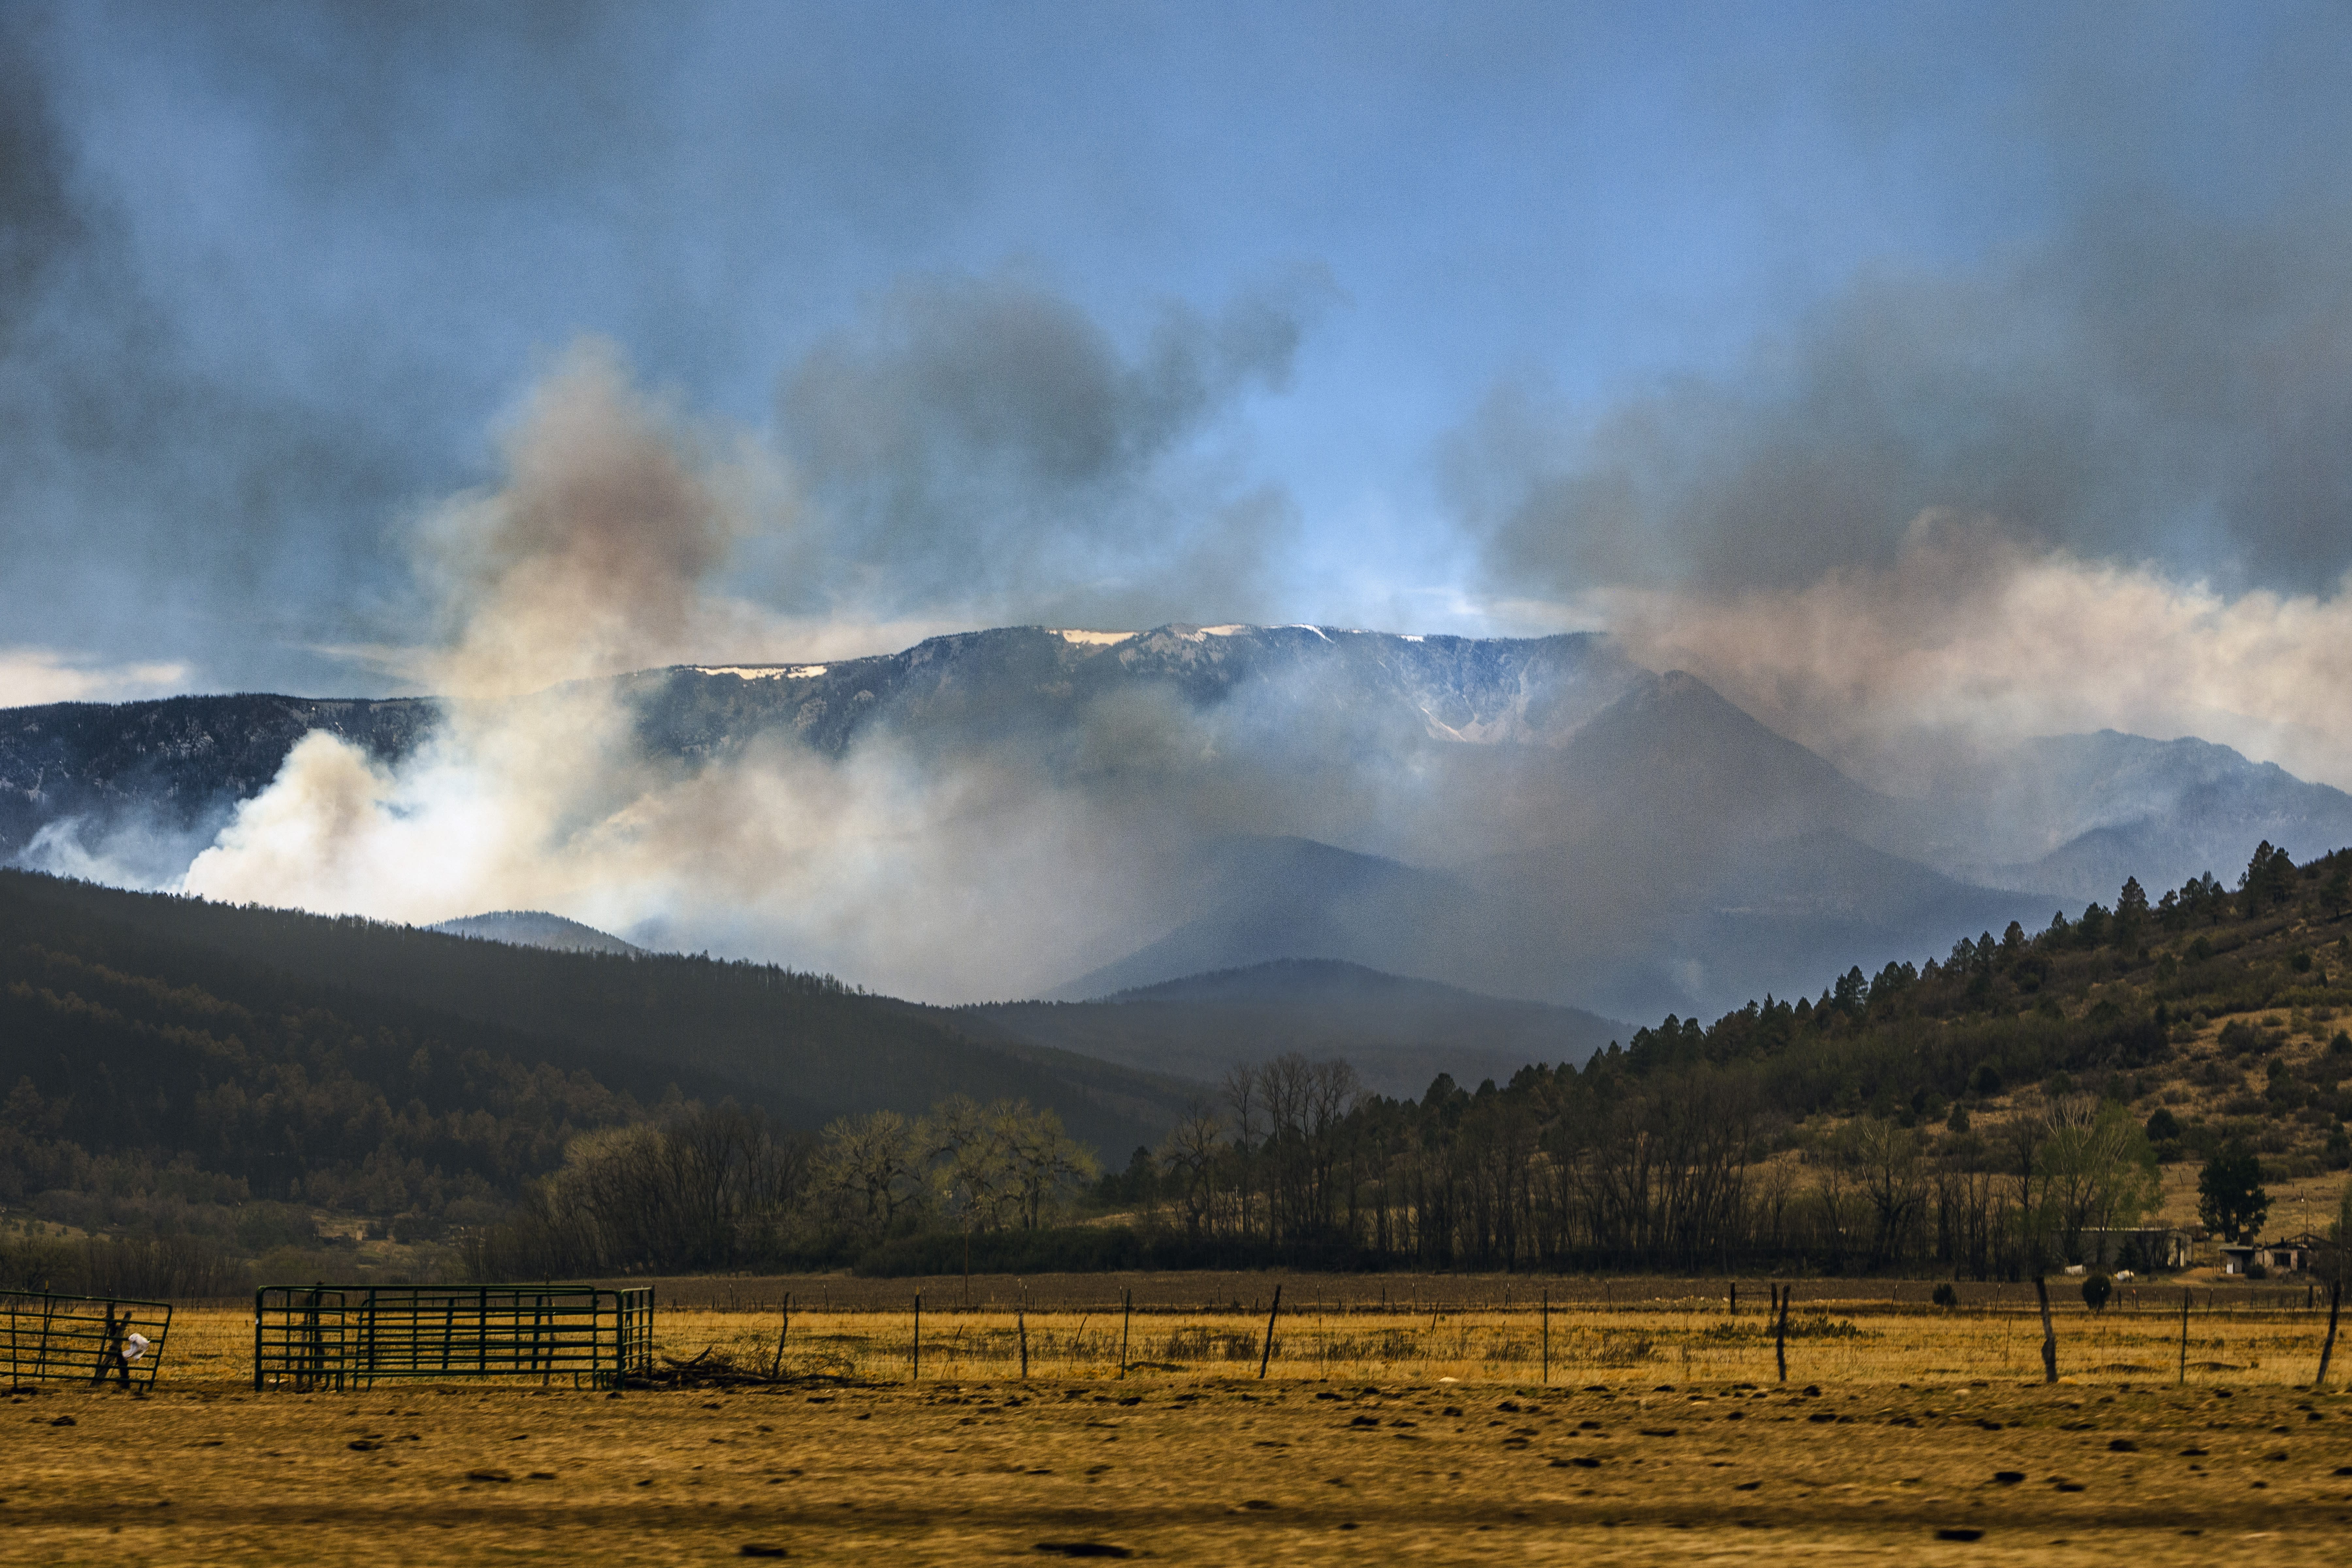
[7,1277,2351,1563]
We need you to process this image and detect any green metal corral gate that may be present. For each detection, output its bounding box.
[2,1289,172,1389]
[253,1283,653,1391]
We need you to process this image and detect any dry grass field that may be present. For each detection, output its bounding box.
[8,1278,2352,1563]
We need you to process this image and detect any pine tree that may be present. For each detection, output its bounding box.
[2115,877,2150,940]
[2240,842,2297,913]
[2197,1140,2269,1243]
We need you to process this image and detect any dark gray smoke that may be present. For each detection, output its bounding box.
[0,16,76,340]
[780,271,1319,627]
[1437,1,2352,790]
[1459,199,2352,600]
[0,4,1327,689]
[0,7,425,694]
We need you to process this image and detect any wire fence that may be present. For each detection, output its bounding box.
[55,1271,2352,1391]
[637,1270,2349,1318]
[667,1277,2349,1389]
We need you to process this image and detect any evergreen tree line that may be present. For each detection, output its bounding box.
[1092,1055,2170,1277]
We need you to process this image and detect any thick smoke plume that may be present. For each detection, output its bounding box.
[83,258,1334,1001]
[1461,190,2352,791]
[1597,513,2352,794]
[1462,201,2352,598]
[177,341,1197,999]
[414,340,749,698]
[778,270,1316,631]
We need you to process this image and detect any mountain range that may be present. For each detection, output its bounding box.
[8,623,2351,1021]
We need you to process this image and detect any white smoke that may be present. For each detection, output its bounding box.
[175,339,1175,999]
[181,715,1174,999]
[0,648,189,707]
[1593,510,2352,795]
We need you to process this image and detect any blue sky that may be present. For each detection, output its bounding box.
[5,1,2351,715]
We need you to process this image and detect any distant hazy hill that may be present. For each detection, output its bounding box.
[1931,731,2352,903]
[432,909,645,957]
[1042,838,1480,1003]
[958,957,1625,1101]
[1675,830,2059,1007]
[1025,669,2056,1018]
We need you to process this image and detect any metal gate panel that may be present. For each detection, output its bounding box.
[253,1284,653,1390]
[2,1290,172,1389]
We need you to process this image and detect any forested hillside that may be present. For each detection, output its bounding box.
[0,869,1197,1287]
[1071,842,2352,1278]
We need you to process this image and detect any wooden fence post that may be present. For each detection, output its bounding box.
[2316,1281,2342,1389]
[1541,1289,1549,1384]
[1019,1295,1029,1382]
[90,1303,120,1386]
[769,1292,790,1382]
[1258,1284,1282,1380]
[1773,1285,1789,1384]
[912,1292,921,1383]
[2178,1288,2190,1386]
[1119,1289,1131,1380]
[2034,1276,2057,1384]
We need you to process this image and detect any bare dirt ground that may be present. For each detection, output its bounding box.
[9,1284,2352,1563]
[8,1370,2352,1564]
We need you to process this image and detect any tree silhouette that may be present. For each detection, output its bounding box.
[2115,877,2149,942]
[2197,1140,2269,1243]
[2240,842,2297,912]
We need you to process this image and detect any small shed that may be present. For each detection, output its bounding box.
[2220,1238,2317,1276]
[2256,1235,2319,1274]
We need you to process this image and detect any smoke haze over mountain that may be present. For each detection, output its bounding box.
[10,4,2352,1006]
